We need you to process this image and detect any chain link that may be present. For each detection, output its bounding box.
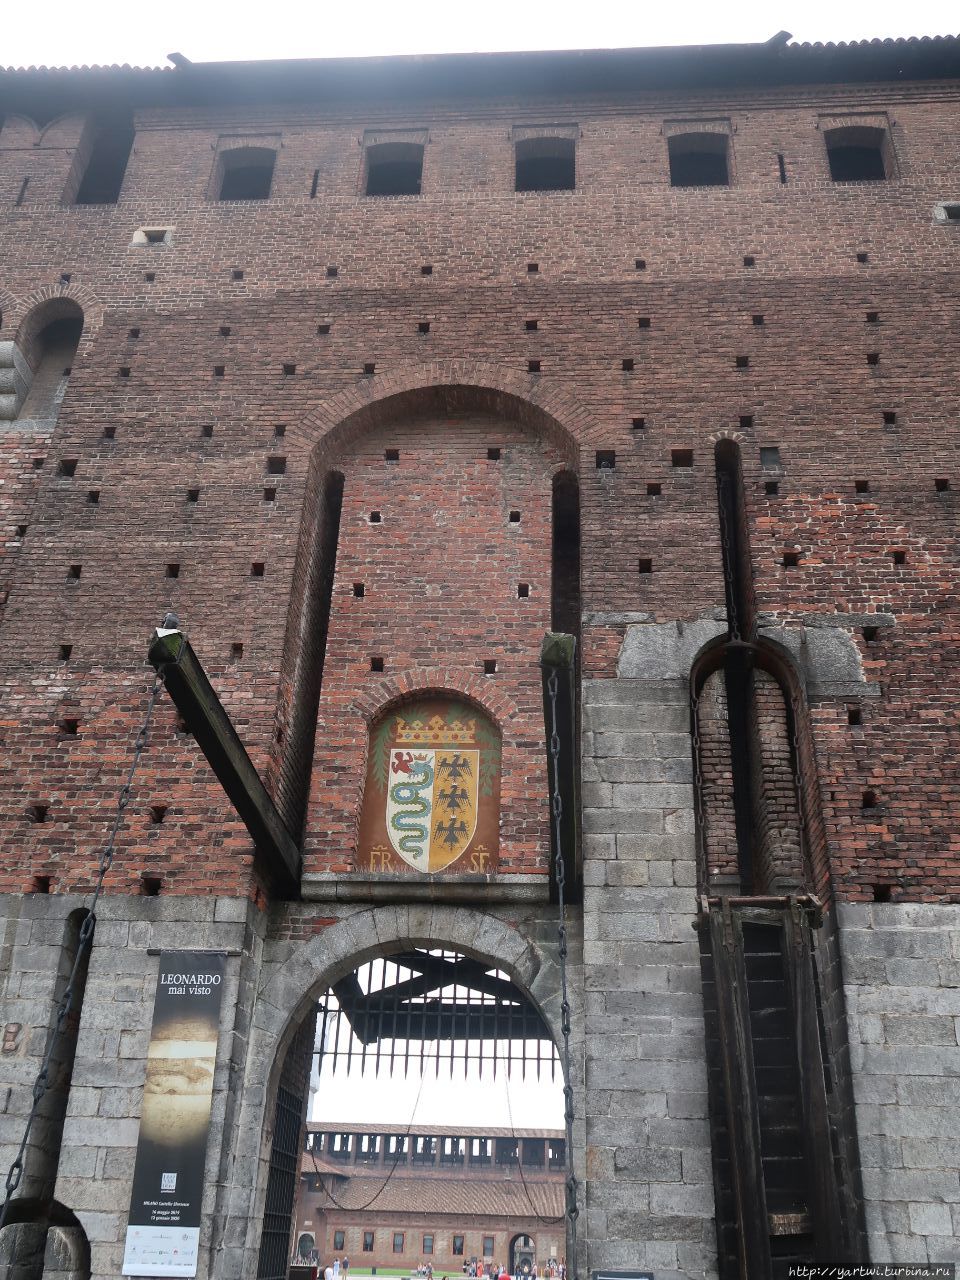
[546,665,579,1277]
[0,641,182,1231]
[716,471,741,642]
[689,685,710,886]
[789,687,811,876]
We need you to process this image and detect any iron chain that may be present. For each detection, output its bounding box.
[716,471,741,642]
[0,642,181,1231]
[546,665,579,1276]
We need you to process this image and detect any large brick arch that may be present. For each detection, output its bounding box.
[8,281,105,343]
[292,361,594,464]
[222,904,568,1277]
[272,373,588,837]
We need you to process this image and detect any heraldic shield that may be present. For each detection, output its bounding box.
[358,698,501,875]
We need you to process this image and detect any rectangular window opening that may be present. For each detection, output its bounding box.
[668,132,729,187]
[515,136,575,192]
[366,142,424,197]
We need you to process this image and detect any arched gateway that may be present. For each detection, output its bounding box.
[220,905,578,1279]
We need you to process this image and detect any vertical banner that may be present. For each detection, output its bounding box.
[122,952,226,1277]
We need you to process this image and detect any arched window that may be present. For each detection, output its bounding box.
[824,125,892,182]
[216,146,276,201]
[365,142,424,196]
[73,113,133,204]
[4,299,84,424]
[668,132,730,187]
[515,136,576,192]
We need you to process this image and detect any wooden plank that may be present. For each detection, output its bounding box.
[708,900,773,1280]
[781,900,849,1263]
[148,626,301,895]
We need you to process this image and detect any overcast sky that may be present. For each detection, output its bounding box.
[3,0,957,69]
[311,1057,565,1129]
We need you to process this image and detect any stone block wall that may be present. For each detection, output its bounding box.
[838,903,960,1265]
[582,672,716,1279]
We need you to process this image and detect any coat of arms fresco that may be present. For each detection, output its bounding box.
[357,698,501,875]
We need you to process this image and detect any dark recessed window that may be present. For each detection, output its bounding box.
[74,113,134,204]
[825,126,890,182]
[515,136,575,192]
[366,142,424,197]
[668,133,730,188]
[217,147,276,201]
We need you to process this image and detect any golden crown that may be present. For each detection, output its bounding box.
[395,715,476,745]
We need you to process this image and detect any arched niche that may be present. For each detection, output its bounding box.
[1,298,84,423]
[271,378,583,853]
[357,693,502,876]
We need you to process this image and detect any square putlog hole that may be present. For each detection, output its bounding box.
[671,449,694,468]
[637,557,653,574]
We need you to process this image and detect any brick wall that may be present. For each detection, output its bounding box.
[1,75,958,898]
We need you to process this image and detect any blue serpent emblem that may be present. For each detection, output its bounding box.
[389,759,434,856]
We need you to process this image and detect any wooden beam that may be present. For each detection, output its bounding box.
[148,626,301,896]
[540,631,581,903]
